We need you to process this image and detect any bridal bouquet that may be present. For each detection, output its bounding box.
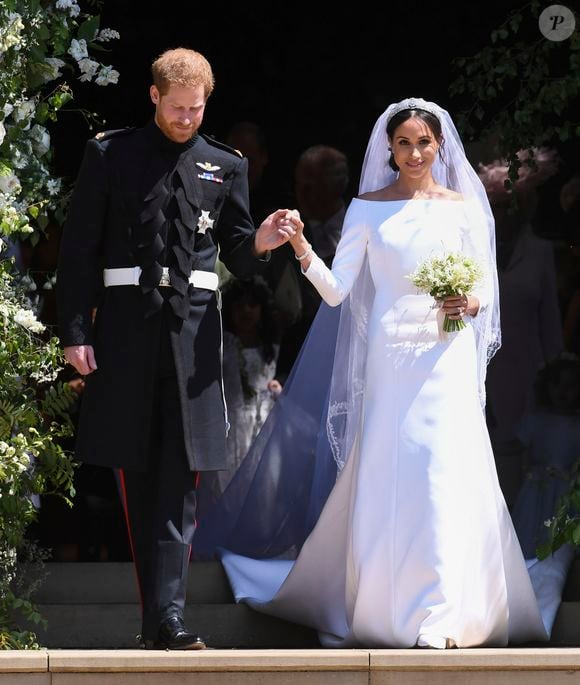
[407,252,484,333]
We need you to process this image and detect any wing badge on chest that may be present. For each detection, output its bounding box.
[196,161,223,183]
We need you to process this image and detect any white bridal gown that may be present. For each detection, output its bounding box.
[221,198,548,648]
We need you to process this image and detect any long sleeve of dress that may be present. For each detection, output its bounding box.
[302,202,368,307]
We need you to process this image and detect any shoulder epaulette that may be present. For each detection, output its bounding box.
[201,133,243,158]
[94,127,136,142]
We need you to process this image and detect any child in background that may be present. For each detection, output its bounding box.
[217,276,281,495]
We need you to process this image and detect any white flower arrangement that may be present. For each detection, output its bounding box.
[97,28,120,42]
[78,57,99,82]
[0,1,120,646]
[95,65,120,87]
[407,252,484,333]
[13,307,45,334]
[0,12,24,55]
[55,0,80,18]
[67,37,88,61]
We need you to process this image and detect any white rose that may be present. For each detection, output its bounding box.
[0,121,5,146]
[0,167,21,195]
[13,308,45,333]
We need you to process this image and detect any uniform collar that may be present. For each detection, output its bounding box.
[146,119,199,155]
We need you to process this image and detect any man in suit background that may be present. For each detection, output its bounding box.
[57,48,299,649]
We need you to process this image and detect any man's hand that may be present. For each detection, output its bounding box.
[254,209,303,255]
[64,345,98,376]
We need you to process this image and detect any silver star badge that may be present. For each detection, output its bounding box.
[197,210,214,235]
[196,161,221,172]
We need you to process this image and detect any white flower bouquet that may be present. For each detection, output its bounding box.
[407,252,484,333]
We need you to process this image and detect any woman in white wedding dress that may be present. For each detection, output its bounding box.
[212,99,549,648]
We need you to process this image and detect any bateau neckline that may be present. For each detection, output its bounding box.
[353,197,464,204]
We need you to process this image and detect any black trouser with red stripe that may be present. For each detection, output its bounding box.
[117,320,198,641]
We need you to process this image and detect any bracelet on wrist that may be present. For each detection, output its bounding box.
[295,243,313,261]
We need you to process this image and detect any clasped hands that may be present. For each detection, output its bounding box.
[253,209,303,255]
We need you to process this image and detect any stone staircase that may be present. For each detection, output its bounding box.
[29,561,319,649]
[4,560,579,685]
[26,559,580,649]
[553,558,580,646]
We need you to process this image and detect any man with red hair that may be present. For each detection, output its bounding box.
[57,48,299,649]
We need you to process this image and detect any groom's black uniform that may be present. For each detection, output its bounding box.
[57,121,269,645]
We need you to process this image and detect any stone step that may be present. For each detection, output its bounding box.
[548,601,580,646]
[563,559,580,600]
[37,557,580,604]
[5,648,580,685]
[31,603,320,650]
[33,561,232,604]
[26,560,580,650]
[30,600,580,650]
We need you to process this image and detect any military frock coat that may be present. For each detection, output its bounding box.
[57,121,269,472]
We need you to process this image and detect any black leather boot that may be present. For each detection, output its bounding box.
[140,616,206,650]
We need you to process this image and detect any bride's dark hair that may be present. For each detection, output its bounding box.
[386,109,445,172]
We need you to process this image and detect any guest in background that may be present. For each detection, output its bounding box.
[560,173,580,354]
[225,121,284,226]
[510,354,580,635]
[274,145,350,383]
[295,145,350,267]
[218,276,281,495]
[479,149,564,505]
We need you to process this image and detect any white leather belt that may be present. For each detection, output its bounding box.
[103,266,219,291]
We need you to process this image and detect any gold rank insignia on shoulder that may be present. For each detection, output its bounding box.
[196,161,221,172]
[94,132,105,139]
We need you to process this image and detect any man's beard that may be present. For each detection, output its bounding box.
[156,112,196,142]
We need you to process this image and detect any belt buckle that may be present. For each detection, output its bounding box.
[159,267,171,287]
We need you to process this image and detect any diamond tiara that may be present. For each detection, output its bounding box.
[386,98,441,125]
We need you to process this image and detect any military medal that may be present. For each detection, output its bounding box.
[197,172,223,183]
[196,161,223,183]
[197,210,214,235]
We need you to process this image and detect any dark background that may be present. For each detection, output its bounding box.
[53,0,571,199]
